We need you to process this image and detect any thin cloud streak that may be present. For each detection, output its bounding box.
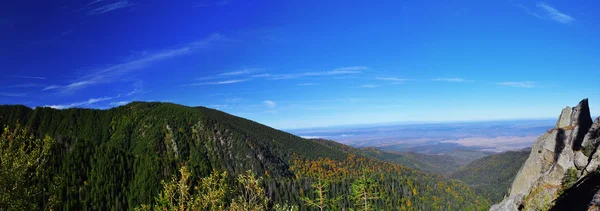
[519,3,574,24]
[517,4,543,19]
[50,33,225,93]
[432,77,473,82]
[333,66,369,71]
[375,77,407,82]
[536,3,574,24]
[496,81,538,88]
[251,74,271,78]
[220,68,258,76]
[360,84,380,88]
[185,79,249,86]
[87,0,105,6]
[88,1,134,15]
[44,96,114,109]
[127,89,142,96]
[43,85,61,91]
[271,66,368,80]
[109,101,130,106]
[195,66,366,81]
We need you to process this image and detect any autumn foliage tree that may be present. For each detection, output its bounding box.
[0,125,56,210]
[351,170,380,211]
[301,179,340,211]
[136,166,229,211]
[229,170,269,211]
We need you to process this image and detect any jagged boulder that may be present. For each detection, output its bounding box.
[583,117,600,173]
[583,117,600,155]
[491,99,595,211]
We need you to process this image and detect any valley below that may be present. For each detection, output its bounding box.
[289,119,554,153]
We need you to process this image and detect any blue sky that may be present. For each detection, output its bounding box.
[1,0,599,129]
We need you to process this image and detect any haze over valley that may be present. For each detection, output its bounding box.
[290,119,555,153]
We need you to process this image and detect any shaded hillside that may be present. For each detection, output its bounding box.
[445,149,495,166]
[0,102,491,210]
[365,149,492,175]
[451,149,530,203]
[314,139,461,175]
[315,138,492,175]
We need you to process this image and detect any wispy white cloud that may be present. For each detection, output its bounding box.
[536,3,574,24]
[0,92,26,97]
[375,77,407,82]
[49,33,224,93]
[44,96,113,109]
[360,84,380,88]
[272,66,367,80]
[127,88,142,96]
[517,4,543,19]
[87,0,134,15]
[87,0,105,6]
[263,100,276,108]
[185,79,249,86]
[432,77,473,83]
[333,66,369,72]
[519,3,574,24]
[306,66,367,76]
[297,83,317,86]
[220,68,259,76]
[496,81,538,88]
[8,75,46,80]
[109,101,130,106]
[251,74,271,78]
[43,85,61,91]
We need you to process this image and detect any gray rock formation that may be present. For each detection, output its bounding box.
[491,99,599,211]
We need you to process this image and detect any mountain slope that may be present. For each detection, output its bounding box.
[314,139,463,175]
[452,149,530,203]
[0,102,491,210]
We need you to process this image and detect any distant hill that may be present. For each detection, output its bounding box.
[0,102,490,210]
[314,138,498,175]
[451,149,531,203]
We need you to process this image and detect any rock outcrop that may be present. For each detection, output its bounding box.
[491,99,600,211]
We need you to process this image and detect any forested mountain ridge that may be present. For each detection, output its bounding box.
[317,136,531,204]
[451,149,530,203]
[314,138,492,175]
[0,102,490,210]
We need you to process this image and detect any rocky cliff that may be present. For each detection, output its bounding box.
[491,99,600,211]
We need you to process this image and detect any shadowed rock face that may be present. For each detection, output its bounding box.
[490,99,599,211]
[572,99,593,151]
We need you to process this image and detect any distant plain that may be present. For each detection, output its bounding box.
[288,119,555,153]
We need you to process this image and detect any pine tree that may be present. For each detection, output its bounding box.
[301,179,340,211]
[351,170,380,211]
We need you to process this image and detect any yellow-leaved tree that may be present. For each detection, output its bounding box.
[0,124,56,210]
